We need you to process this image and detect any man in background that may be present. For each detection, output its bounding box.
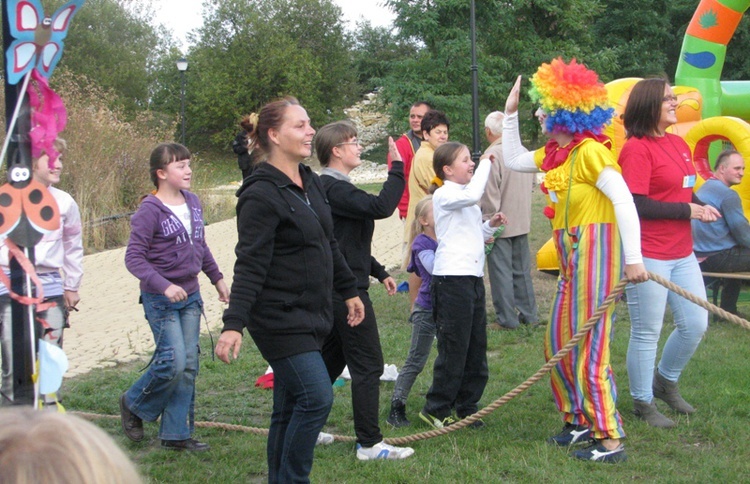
[388,101,432,220]
[693,150,750,315]
[480,111,539,330]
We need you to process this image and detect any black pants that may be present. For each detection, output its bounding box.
[423,275,489,419]
[322,290,384,447]
[700,245,750,313]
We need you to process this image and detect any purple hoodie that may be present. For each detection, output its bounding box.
[125,191,222,295]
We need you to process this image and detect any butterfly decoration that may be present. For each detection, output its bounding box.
[5,0,85,85]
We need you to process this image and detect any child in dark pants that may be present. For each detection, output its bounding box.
[419,142,506,428]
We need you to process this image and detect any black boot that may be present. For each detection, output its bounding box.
[387,401,411,427]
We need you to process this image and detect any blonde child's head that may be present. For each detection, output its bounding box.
[409,195,434,241]
[403,195,434,268]
[0,408,143,483]
[149,143,191,189]
[32,138,67,187]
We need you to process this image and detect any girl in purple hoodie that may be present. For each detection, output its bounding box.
[119,143,229,452]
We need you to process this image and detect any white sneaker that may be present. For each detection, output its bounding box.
[316,432,334,446]
[356,441,415,460]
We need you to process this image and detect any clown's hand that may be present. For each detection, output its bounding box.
[505,75,522,115]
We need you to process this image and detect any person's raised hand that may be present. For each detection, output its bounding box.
[388,136,402,162]
[505,75,523,115]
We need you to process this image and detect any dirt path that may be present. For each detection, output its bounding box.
[64,210,404,377]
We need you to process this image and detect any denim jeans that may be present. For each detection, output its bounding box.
[124,291,202,441]
[267,351,333,484]
[391,304,436,405]
[1,295,66,401]
[424,276,488,419]
[625,255,708,402]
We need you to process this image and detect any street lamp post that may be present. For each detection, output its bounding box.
[470,0,481,163]
[176,57,188,145]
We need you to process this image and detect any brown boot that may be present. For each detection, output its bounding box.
[653,371,695,414]
[633,400,676,428]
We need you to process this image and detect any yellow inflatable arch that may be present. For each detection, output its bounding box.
[536,84,750,274]
[685,116,750,214]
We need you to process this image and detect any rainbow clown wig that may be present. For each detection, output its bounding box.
[529,58,614,135]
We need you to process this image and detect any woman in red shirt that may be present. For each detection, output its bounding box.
[619,78,719,428]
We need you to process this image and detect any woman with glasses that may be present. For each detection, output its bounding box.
[619,78,718,428]
[314,121,415,460]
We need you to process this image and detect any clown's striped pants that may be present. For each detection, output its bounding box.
[544,223,625,440]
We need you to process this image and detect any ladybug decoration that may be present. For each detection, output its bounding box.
[1,163,60,248]
[0,0,83,247]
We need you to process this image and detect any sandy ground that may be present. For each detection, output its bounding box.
[63,210,404,377]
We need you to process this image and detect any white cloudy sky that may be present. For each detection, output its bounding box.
[154,0,396,51]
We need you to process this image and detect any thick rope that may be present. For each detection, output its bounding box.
[73,272,750,445]
[648,272,750,330]
[383,277,628,445]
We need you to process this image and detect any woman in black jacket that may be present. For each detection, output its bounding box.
[217,97,364,484]
[315,121,414,460]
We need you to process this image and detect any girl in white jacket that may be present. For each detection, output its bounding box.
[419,142,506,429]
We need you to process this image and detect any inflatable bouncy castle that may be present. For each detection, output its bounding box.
[536,0,750,273]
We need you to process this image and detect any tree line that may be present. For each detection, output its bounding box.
[16,0,750,153]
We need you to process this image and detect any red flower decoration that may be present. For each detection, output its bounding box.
[543,205,555,219]
[540,182,549,195]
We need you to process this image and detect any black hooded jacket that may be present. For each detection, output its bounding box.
[222,162,358,361]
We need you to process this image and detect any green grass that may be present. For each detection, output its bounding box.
[62,189,750,482]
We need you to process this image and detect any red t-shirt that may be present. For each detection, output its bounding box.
[619,134,694,259]
[388,133,417,218]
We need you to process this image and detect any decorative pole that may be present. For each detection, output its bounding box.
[470,0,481,163]
[1,0,84,406]
[1,0,35,405]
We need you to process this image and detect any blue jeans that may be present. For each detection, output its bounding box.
[391,304,436,405]
[124,291,202,441]
[625,254,708,402]
[267,351,333,484]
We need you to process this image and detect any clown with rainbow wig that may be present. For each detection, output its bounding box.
[501,58,648,464]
